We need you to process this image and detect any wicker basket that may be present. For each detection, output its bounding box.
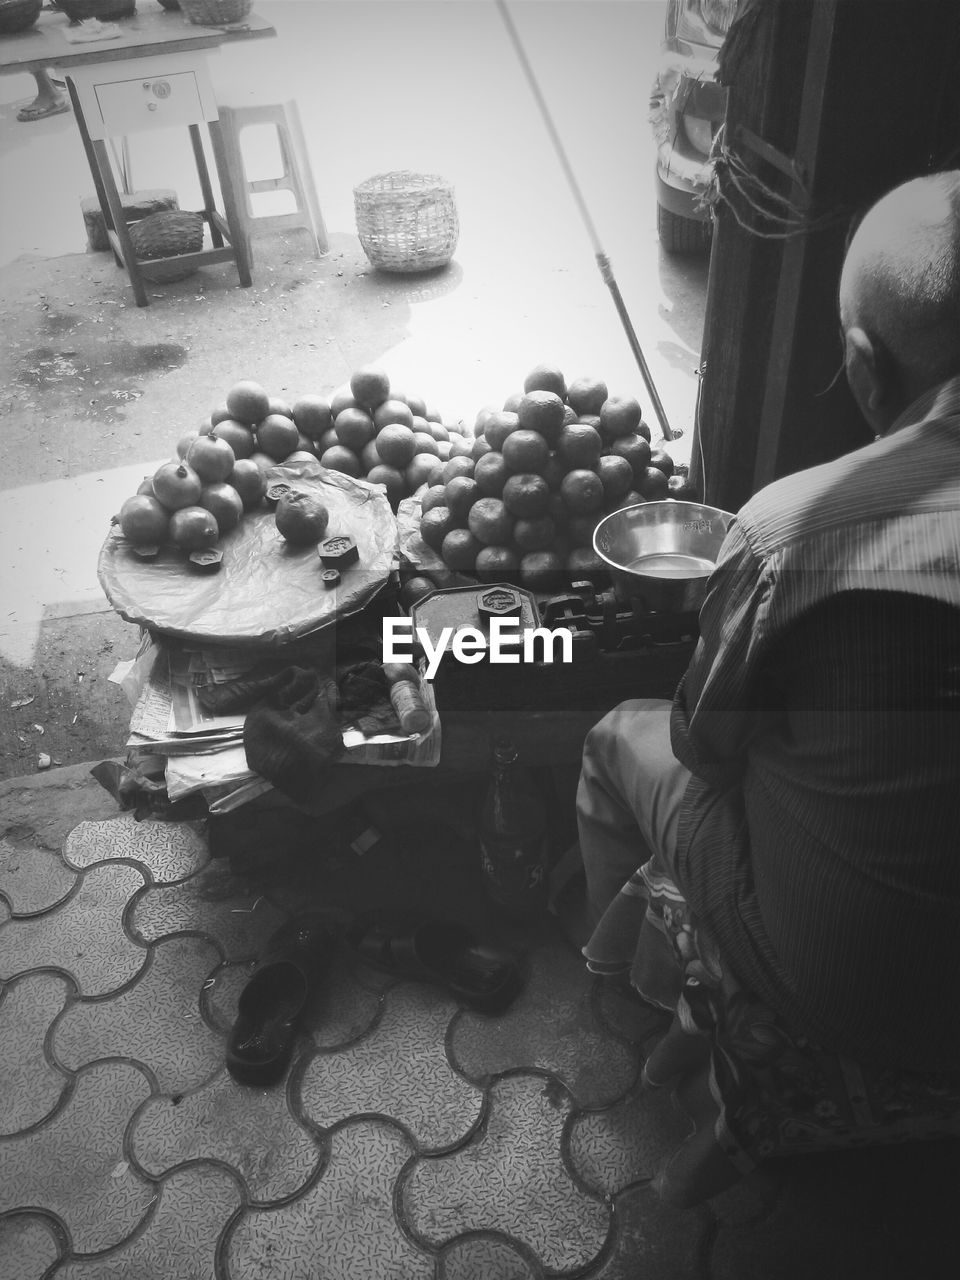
[55,0,136,20]
[354,171,459,274]
[179,0,251,24]
[0,0,42,35]
[129,210,204,283]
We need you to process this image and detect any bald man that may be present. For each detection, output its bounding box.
[577,171,960,1204]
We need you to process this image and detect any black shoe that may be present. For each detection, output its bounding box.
[226,913,336,1086]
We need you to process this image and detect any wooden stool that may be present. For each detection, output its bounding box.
[217,100,328,263]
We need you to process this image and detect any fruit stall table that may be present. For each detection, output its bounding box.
[0,5,275,305]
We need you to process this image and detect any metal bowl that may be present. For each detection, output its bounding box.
[593,500,734,614]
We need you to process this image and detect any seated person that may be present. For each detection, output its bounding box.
[577,170,960,1206]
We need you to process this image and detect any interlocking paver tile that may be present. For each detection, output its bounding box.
[402,1072,610,1274]
[0,1060,154,1255]
[132,1069,324,1204]
[450,940,639,1106]
[56,1163,242,1280]
[0,972,71,1135]
[299,982,482,1152]
[53,934,224,1091]
[590,1183,711,1279]
[130,873,287,959]
[567,1081,692,1196]
[307,947,384,1051]
[63,816,209,883]
[438,1234,540,1279]
[0,863,146,995]
[224,1119,434,1279]
[0,837,77,915]
[0,1212,62,1280]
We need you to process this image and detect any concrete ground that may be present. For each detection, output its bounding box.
[1,3,957,1277]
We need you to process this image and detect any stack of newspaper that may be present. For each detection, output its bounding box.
[114,636,441,814]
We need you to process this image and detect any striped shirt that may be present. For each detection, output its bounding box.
[670,374,960,1070]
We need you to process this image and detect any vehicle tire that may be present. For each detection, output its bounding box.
[657,203,712,254]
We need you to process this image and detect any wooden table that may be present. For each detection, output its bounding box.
[0,8,276,305]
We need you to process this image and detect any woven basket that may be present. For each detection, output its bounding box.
[179,0,251,24]
[129,210,204,283]
[55,0,136,20]
[0,0,42,35]
[354,171,459,274]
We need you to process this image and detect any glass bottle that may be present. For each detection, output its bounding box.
[478,740,548,915]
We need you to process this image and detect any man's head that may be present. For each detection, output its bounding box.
[838,170,960,436]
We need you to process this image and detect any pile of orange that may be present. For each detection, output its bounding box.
[312,366,472,508]
[417,364,689,592]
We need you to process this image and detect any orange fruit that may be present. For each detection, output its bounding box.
[367,463,407,507]
[361,439,382,473]
[320,445,362,477]
[427,421,450,443]
[502,472,551,518]
[225,380,270,426]
[210,404,232,428]
[329,386,357,418]
[596,454,634,500]
[404,392,427,418]
[565,515,599,548]
[350,366,391,409]
[119,494,169,546]
[268,397,294,419]
[542,453,567,491]
[638,466,670,499]
[286,450,320,467]
[413,431,440,457]
[292,395,333,441]
[136,475,155,496]
[317,427,339,454]
[420,505,456,552]
[503,392,523,413]
[558,422,602,470]
[608,433,652,479]
[186,434,236,484]
[562,404,579,427]
[476,545,520,581]
[448,435,474,459]
[376,423,417,469]
[441,528,483,571]
[420,484,447,514]
[228,459,267,511]
[275,490,330,545]
[169,505,219,551]
[502,429,550,475]
[249,451,277,473]
[468,497,515,546]
[211,419,256,459]
[176,430,200,460]
[435,440,452,463]
[513,515,557,552]
[560,469,605,515]
[599,396,642,440]
[257,413,301,461]
[566,376,608,417]
[648,448,675,477]
[335,407,376,453]
[399,574,437,607]
[152,461,203,511]
[474,450,510,497]
[444,475,480,522]
[474,406,498,437]
[295,434,318,457]
[566,546,607,581]
[484,411,520,451]
[517,391,566,446]
[373,399,415,431]
[442,456,475,485]
[406,453,444,490]
[523,363,566,399]
[622,490,644,509]
[519,550,564,592]
[637,420,652,443]
[472,435,493,461]
[199,482,244,533]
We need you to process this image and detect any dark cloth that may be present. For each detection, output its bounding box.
[669,375,960,1071]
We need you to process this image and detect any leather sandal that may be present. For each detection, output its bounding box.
[226,913,336,1087]
[348,913,523,1015]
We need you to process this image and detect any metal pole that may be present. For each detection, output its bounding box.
[496,0,676,439]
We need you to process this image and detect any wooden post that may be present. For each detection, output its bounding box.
[692,0,960,513]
